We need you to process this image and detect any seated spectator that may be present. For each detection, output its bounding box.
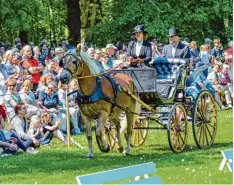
[37,73,53,92]
[8,102,40,151]
[87,48,95,59]
[190,41,200,67]
[199,45,212,65]
[0,109,37,155]
[40,113,66,144]
[94,49,104,72]
[58,82,81,135]
[42,60,58,82]
[19,80,41,118]
[69,79,83,131]
[39,40,49,66]
[33,46,40,62]
[0,58,9,104]
[4,49,26,91]
[207,63,232,108]
[28,115,63,145]
[186,64,225,110]
[21,45,44,92]
[45,47,56,63]
[106,44,117,68]
[211,39,223,58]
[101,54,111,71]
[38,82,67,133]
[4,79,22,121]
[219,64,233,99]
[53,47,65,64]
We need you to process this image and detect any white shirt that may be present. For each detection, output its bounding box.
[136,41,143,57]
[172,44,178,57]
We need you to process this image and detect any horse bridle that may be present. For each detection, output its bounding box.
[63,53,84,78]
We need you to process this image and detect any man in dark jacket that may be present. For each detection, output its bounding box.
[162,28,190,59]
[127,25,152,67]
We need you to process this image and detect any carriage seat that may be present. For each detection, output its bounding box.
[151,57,188,98]
[152,57,188,83]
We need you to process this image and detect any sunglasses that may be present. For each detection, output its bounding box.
[8,84,16,87]
[48,87,54,90]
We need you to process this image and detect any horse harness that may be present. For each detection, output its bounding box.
[76,73,118,116]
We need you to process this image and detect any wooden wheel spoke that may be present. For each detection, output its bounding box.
[198,124,203,144]
[140,129,144,139]
[196,123,202,136]
[203,124,209,146]
[202,124,205,146]
[179,132,185,145]
[207,122,215,130]
[204,123,213,140]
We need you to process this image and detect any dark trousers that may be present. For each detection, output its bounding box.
[5,133,33,154]
[37,131,53,145]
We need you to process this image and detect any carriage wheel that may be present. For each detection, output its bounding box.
[131,117,149,147]
[167,104,188,153]
[96,123,116,152]
[192,90,217,149]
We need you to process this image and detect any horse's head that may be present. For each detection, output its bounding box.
[59,44,85,84]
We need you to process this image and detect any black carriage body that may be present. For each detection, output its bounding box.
[111,58,189,106]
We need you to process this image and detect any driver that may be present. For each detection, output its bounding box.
[127,25,152,67]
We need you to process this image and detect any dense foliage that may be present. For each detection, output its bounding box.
[0,0,232,47]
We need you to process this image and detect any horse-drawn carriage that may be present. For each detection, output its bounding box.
[61,46,217,158]
[103,57,217,153]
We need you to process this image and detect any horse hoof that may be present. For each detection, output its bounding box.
[123,152,130,156]
[102,144,110,153]
[86,153,94,159]
[116,146,124,153]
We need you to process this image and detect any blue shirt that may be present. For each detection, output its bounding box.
[107,57,113,68]
[42,69,58,81]
[211,48,223,57]
[38,90,62,109]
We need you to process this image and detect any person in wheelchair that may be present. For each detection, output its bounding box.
[127,25,152,67]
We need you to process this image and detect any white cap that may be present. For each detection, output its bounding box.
[54,47,65,54]
[106,44,117,49]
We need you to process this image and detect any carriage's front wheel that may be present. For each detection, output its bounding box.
[131,117,149,147]
[167,104,188,153]
[192,90,217,149]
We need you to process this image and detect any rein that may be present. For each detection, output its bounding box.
[72,63,124,79]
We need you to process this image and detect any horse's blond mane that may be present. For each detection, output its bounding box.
[77,44,103,75]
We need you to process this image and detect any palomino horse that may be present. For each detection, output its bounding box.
[60,44,140,158]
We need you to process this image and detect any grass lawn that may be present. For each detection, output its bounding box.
[0,109,233,184]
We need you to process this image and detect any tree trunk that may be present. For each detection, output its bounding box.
[19,30,28,45]
[65,0,81,45]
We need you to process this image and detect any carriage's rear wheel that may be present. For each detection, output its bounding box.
[192,90,217,149]
[167,104,188,153]
[131,117,149,147]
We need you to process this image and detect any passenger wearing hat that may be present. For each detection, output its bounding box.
[162,28,190,59]
[127,25,152,67]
